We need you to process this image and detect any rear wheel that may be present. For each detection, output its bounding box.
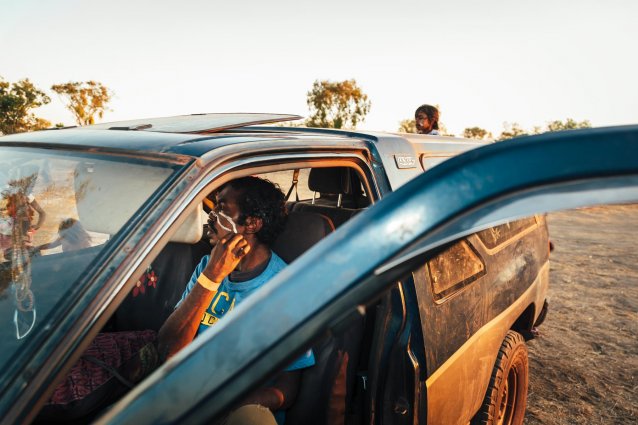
[472,330,529,425]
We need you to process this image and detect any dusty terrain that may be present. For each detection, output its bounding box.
[525,205,638,424]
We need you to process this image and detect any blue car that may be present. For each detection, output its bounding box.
[0,115,636,425]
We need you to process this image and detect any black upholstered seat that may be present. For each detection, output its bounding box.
[273,211,335,263]
[272,209,365,425]
[292,167,366,228]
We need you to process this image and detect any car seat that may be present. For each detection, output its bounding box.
[272,210,335,263]
[292,168,366,228]
[273,209,365,425]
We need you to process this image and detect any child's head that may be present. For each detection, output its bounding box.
[58,218,91,251]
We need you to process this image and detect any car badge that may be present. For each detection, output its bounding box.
[394,155,417,169]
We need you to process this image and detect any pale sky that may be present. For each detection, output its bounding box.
[1,0,637,136]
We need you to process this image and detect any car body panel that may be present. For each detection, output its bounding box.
[418,220,549,374]
[94,125,638,424]
[425,262,549,425]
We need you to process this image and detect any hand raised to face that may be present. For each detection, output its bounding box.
[203,233,251,283]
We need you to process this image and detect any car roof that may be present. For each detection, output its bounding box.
[84,113,301,133]
[0,113,486,158]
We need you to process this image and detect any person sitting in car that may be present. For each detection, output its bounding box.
[158,176,314,425]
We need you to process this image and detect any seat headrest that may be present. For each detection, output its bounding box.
[273,211,335,264]
[308,168,352,195]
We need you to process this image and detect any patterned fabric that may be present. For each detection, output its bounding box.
[47,330,157,405]
[132,266,158,297]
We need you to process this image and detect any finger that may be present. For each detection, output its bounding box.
[234,239,249,249]
[225,234,246,250]
[234,244,251,257]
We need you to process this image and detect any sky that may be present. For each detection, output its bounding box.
[1,0,637,136]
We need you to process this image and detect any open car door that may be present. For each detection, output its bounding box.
[98,125,638,424]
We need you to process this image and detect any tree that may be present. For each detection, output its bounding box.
[306,79,371,129]
[546,118,591,132]
[463,126,493,141]
[497,122,529,141]
[398,119,417,133]
[497,118,592,141]
[0,77,51,135]
[51,81,113,126]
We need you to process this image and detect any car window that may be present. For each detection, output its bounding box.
[0,147,178,378]
[420,155,449,170]
[259,169,314,200]
[426,238,486,301]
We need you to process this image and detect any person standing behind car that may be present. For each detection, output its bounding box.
[415,104,441,135]
[158,176,314,425]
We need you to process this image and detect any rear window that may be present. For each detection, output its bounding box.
[426,239,486,300]
[420,155,449,171]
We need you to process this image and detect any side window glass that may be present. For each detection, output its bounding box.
[427,239,485,301]
[258,169,314,200]
[420,155,449,171]
[477,217,538,250]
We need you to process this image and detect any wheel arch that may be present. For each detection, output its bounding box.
[510,302,536,340]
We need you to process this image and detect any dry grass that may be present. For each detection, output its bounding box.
[525,206,638,424]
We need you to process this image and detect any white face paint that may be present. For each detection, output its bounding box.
[212,210,238,234]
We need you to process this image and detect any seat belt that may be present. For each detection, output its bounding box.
[202,197,214,212]
[285,169,300,202]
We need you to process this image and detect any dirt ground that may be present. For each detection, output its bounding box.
[525,205,638,424]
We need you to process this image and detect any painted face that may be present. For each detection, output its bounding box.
[206,186,243,243]
[209,210,237,234]
[415,112,432,134]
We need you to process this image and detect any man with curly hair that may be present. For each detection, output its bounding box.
[159,176,313,425]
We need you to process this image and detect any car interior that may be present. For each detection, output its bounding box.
[35,164,377,425]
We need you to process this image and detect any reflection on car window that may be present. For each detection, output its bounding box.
[0,147,177,376]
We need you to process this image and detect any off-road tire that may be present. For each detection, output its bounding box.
[472,330,529,425]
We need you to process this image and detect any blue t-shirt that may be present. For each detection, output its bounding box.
[177,252,315,373]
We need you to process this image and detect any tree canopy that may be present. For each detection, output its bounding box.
[463,126,493,141]
[546,118,592,132]
[306,79,371,129]
[0,77,51,135]
[398,119,417,133]
[51,81,113,126]
[497,119,592,140]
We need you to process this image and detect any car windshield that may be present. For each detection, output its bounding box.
[0,146,178,375]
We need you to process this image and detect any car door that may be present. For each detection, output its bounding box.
[98,125,638,424]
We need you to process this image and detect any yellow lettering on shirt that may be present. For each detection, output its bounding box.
[200,312,219,327]
[210,291,230,311]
